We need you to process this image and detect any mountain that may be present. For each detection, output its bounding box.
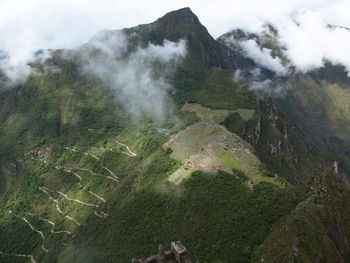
[219,25,350,175]
[0,7,350,263]
[123,7,253,70]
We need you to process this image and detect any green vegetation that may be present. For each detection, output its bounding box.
[275,73,350,176]
[1,8,349,263]
[0,51,328,262]
[164,102,282,186]
[253,170,350,263]
[216,151,244,170]
[66,171,306,263]
[224,112,249,134]
[189,68,256,110]
[0,56,309,262]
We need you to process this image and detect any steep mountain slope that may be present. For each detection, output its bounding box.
[0,7,349,263]
[277,66,350,175]
[219,21,350,263]
[253,169,350,263]
[123,7,252,70]
[219,26,350,176]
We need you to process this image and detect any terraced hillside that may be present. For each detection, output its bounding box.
[164,103,282,186]
[0,7,350,263]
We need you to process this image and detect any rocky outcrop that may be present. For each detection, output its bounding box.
[253,170,350,262]
[132,242,192,263]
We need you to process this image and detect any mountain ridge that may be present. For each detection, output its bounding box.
[0,7,349,263]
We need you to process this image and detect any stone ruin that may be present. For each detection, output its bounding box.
[132,241,192,263]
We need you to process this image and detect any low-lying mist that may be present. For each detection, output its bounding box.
[78,30,187,124]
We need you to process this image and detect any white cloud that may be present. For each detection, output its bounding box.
[275,10,350,73]
[0,0,349,85]
[240,39,287,76]
[0,0,189,86]
[80,31,186,122]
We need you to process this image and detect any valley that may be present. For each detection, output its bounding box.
[0,7,350,263]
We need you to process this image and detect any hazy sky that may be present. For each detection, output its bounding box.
[1,0,350,80]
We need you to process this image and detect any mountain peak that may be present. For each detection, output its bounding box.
[122,7,252,69]
[157,7,200,25]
